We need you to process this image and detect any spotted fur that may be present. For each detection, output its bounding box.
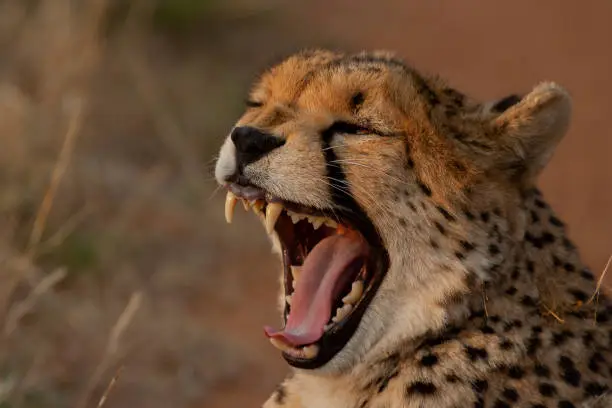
[214,49,611,408]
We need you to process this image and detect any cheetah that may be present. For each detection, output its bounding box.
[214,49,612,408]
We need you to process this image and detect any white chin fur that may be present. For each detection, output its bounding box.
[215,135,237,185]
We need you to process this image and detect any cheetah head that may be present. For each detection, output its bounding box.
[214,50,571,372]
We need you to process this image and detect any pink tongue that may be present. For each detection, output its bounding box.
[264,231,368,346]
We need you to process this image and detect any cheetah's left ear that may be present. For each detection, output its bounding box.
[489,82,572,183]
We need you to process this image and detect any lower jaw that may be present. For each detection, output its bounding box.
[281,247,389,370]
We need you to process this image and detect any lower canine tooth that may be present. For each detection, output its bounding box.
[332,304,353,323]
[286,295,292,305]
[225,191,238,224]
[342,281,364,305]
[269,337,292,353]
[290,265,301,282]
[265,202,284,234]
[302,344,319,359]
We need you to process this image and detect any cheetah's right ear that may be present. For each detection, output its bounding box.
[489,82,572,183]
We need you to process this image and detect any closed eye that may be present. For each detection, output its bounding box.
[325,121,380,137]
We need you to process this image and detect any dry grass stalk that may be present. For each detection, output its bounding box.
[26,99,84,254]
[587,254,612,305]
[3,267,67,336]
[76,291,143,408]
[96,366,124,408]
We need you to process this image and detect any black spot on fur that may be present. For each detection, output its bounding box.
[474,398,484,408]
[588,352,605,374]
[559,356,581,387]
[584,382,609,398]
[493,400,511,408]
[455,251,465,260]
[472,379,488,393]
[558,401,576,408]
[535,363,551,378]
[407,157,414,168]
[481,325,495,334]
[549,215,564,227]
[434,221,446,235]
[464,210,475,221]
[527,335,542,356]
[489,244,500,256]
[480,212,490,223]
[568,289,588,302]
[521,296,537,307]
[417,181,432,196]
[552,330,574,346]
[420,353,439,367]
[465,346,488,361]
[406,381,437,396]
[531,404,546,408]
[436,206,455,221]
[526,260,535,273]
[502,387,519,402]
[580,269,595,281]
[505,287,517,296]
[539,383,557,397]
[508,366,524,379]
[563,263,576,272]
[445,374,460,383]
[530,210,540,223]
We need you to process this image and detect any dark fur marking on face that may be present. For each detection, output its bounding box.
[507,366,524,379]
[406,381,437,396]
[534,363,551,378]
[502,387,519,402]
[417,180,432,196]
[584,382,609,398]
[465,346,488,361]
[538,383,557,397]
[436,206,455,221]
[274,384,287,404]
[351,92,365,111]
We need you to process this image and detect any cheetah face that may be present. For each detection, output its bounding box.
[214,50,571,371]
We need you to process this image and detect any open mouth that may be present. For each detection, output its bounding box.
[224,183,389,369]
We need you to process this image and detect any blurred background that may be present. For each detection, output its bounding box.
[0,0,609,407]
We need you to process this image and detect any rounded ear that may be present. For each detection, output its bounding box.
[490,82,572,183]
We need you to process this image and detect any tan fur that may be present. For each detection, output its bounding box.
[215,49,611,408]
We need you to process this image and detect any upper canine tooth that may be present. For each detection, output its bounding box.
[225,191,238,224]
[324,219,338,228]
[265,202,284,234]
[342,281,364,305]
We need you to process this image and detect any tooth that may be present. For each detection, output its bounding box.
[302,344,319,359]
[290,214,301,224]
[324,323,334,331]
[332,304,353,323]
[269,337,292,352]
[324,219,338,228]
[225,191,238,223]
[290,265,301,282]
[286,295,292,305]
[241,199,249,211]
[265,202,284,234]
[342,281,364,305]
[311,217,324,230]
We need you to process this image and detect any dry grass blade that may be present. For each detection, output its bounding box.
[3,267,67,336]
[542,303,565,324]
[76,291,143,408]
[27,99,84,254]
[33,204,93,257]
[586,253,612,305]
[96,366,124,408]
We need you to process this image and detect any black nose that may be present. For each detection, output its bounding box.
[231,126,285,168]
